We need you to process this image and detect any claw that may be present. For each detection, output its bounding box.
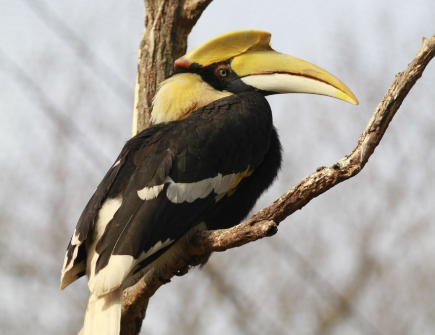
[173,265,189,277]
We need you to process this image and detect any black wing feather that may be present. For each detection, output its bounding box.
[62,122,175,276]
[94,92,273,277]
[65,92,277,286]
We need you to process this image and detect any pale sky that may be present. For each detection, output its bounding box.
[1,1,435,334]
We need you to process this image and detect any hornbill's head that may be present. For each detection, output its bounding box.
[151,30,358,124]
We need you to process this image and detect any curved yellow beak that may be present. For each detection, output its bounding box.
[175,30,358,105]
[231,50,359,105]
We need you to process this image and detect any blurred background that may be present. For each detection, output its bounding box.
[1,1,435,334]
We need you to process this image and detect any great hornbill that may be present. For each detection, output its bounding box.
[60,30,358,335]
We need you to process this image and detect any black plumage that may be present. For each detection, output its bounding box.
[63,91,282,284]
[60,30,359,335]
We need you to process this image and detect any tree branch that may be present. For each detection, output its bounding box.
[121,35,435,333]
[249,36,435,226]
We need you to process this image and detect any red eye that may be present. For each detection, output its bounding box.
[215,65,229,77]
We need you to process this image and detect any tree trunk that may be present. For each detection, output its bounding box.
[132,0,213,136]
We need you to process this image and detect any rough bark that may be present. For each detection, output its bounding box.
[132,0,213,136]
[123,1,435,332]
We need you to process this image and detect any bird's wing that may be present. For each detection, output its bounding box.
[63,92,273,297]
[60,122,174,290]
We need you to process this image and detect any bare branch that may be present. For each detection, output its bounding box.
[121,35,435,332]
[183,0,213,21]
[189,220,278,254]
[249,35,435,225]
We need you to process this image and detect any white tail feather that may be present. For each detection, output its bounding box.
[79,287,122,335]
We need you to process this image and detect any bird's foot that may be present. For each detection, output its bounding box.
[182,252,212,268]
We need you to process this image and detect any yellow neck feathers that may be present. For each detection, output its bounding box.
[151,73,233,124]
